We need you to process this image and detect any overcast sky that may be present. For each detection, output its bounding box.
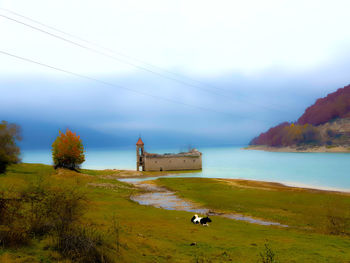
[1,0,350,149]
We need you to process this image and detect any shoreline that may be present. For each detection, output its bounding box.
[27,163,350,194]
[280,181,350,194]
[214,178,350,194]
[109,168,350,194]
[244,145,350,153]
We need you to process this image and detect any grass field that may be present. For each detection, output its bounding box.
[0,163,349,262]
[156,177,350,231]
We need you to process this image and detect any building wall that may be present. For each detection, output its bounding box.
[144,155,202,171]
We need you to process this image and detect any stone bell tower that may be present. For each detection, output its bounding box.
[136,137,145,171]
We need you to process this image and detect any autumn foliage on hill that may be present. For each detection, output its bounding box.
[251,84,350,146]
[297,85,350,125]
[250,123,319,146]
[52,129,85,170]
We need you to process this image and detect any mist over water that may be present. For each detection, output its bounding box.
[22,146,350,191]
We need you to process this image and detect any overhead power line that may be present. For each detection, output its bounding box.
[0,49,245,119]
[0,7,220,91]
[0,13,228,99]
[0,9,287,113]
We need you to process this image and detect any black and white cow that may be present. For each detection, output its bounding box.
[191,214,212,226]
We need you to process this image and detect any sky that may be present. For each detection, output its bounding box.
[1,0,350,149]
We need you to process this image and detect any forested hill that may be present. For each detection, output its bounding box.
[297,85,350,125]
[250,84,350,147]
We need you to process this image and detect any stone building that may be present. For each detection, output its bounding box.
[136,137,202,171]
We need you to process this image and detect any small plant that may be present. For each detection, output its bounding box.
[52,129,85,170]
[111,215,120,254]
[258,242,278,263]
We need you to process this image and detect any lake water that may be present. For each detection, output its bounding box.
[22,147,350,192]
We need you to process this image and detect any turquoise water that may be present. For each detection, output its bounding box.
[22,147,350,191]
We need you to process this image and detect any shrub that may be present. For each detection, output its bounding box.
[0,182,88,247]
[0,174,119,261]
[21,181,53,237]
[0,193,29,247]
[0,121,21,174]
[52,129,85,170]
[53,225,114,263]
[258,242,278,263]
[44,186,87,234]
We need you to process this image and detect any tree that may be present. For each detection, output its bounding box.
[0,121,21,174]
[52,129,85,170]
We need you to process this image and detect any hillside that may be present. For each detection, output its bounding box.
[250,84,350,149]
[1,164,350,262]
[297,84,350,125]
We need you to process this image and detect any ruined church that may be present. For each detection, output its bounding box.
[136,137,202,171]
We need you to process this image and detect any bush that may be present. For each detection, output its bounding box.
[258,242,278,263]
[52,129,85,170]
[0,175,119,261]
[54,225,114,263]
[0,182,87,247]
[0,192,30,247]
[21,181,53,237]
[0,121,21,174]
[44,186,87,234]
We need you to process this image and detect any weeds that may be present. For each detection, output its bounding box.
[111,215,120,254]
[0,177,119,262]
[325,209,350,236]
[258,242,278,263]
[323,199,350,236]
[54,224,114,263]
[0,192,29,247]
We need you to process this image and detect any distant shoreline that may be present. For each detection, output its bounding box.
[244,145,350,153]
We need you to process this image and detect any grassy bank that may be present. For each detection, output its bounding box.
[0,164,350,262]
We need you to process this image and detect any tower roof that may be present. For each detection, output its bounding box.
[136,137,144,146]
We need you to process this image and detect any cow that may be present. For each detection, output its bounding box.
[191,214,212,226]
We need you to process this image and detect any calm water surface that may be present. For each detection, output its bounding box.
[22,147,350,191]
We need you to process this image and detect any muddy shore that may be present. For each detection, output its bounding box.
[121,178,288,227]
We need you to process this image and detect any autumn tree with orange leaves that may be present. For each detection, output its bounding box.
[52,129,85,170]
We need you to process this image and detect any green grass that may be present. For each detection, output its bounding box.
[157,178,350,231]
[0,164,350,262]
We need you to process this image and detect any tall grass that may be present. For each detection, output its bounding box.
[0,190,30,247]
[258,242,279,263]
[323,199,350,236]
[0,174,119,262]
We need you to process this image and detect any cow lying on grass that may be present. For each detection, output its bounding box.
[191,214,212,226]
